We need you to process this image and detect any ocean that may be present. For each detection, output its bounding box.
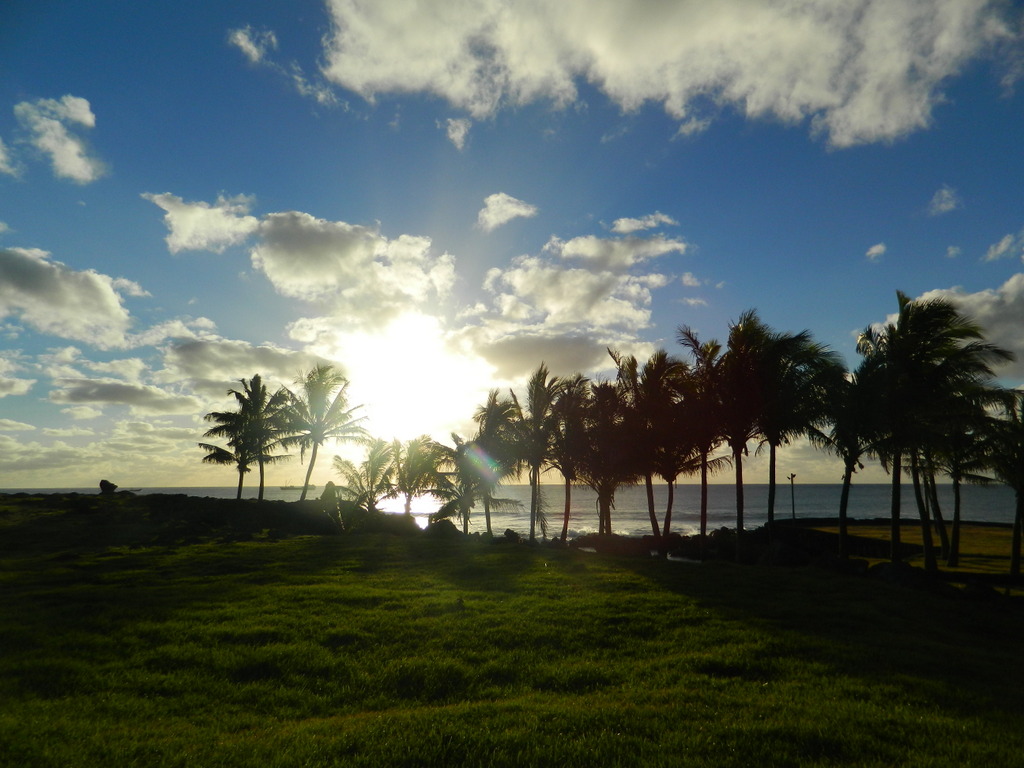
[4,483,1017,538]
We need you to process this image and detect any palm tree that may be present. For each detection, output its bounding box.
[333,438,394,515]
[718,310,773,557]
[473,390,521,536]
[284,364,366,501]
[612,349,688,541]
[984,391,1024,577]
[511,363,564,541]
[651,395,701,540]
[857,291,1011,564]
[390,435,447,517]
[550,373,590,542]
[758,330,843,535]
[198,432,251,499]
[204,374,291,500]
[578,381,635,535]
[432,434,481,534]
[808,361,880,559]
[677,326,727,554]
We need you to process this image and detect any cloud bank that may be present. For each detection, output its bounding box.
[320,0,1015,147]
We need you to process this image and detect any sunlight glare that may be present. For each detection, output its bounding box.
[328,313,494,444]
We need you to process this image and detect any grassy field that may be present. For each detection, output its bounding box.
[2,494,1023,767]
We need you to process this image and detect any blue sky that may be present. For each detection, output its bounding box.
[2,0,1024,488]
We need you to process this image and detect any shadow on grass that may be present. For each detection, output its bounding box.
[612,549,1024,720]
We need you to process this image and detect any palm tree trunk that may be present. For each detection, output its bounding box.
[924,469,949,558]
[598,492,612,535]
[734,444,744,562]
[299,442,319,501]
[947,477,962,568]
[645,473,660,539]
[236,468,245,500]
[1011,489,1023,579]
[890,450,902,562]
[838,461,853,560]
[529,466,538,541]
[766,442,777,538]
[484,496,493,536]
[258,460,266,501]
[404,493,413,516]
[699,451,709,559]
[910,455,937,572]
[662,478,675,538]
[560,477,571,542]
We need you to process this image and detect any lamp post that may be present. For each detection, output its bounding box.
[787,473,796,520]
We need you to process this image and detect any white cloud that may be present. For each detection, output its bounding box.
[928,184,961,215]
[545,232,687,270]
[145,196,456,331]
[83,357,148,382]
[446,117,472,150]
[0,137,17,176]
[253,211,455,327]
[866,243,887,261]
[947,245,962,259]
[611,212,679,234]
[62,405,102,420]
[320,0,1013,147]
[0,247,139,348]
[13,95,106,183]
[682,297,708,307]
[917,275,1024,381]
[984,231,1022,261]
[143,192,260,253]
[0,221,9,234]
[43,426,96,437]
[0,418,35,431]
[228,25,278,64]
[484,254,668,332]
[477,193,539,232]
[229,25,338,106]
[673,117,711,139]
[680,272,702,287]
[0,376,35,397]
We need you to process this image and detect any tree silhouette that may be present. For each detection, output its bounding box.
[198,433,251,499]
[984,391,1024,576]
[677,326,728,555]
[203,374,290,500]
[550,373,590,542]
[858,291,1010,563]
[390,435,447,517]
[719,310,774,558]
[472,390,520,536]
[612,348,688,541]
[511,363,564,540]
[578,380,635,535]
[284,364,366,501]
[758,329,843,535]
[333,438,394,515]
[432,434,483,534]
[808,360,880,558]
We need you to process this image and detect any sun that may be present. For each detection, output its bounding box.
[327,313,495,444]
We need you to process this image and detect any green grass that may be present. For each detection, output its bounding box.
[2,495,1023,766]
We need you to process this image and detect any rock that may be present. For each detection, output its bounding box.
[99,479,118,495]
[427,519,462,538]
